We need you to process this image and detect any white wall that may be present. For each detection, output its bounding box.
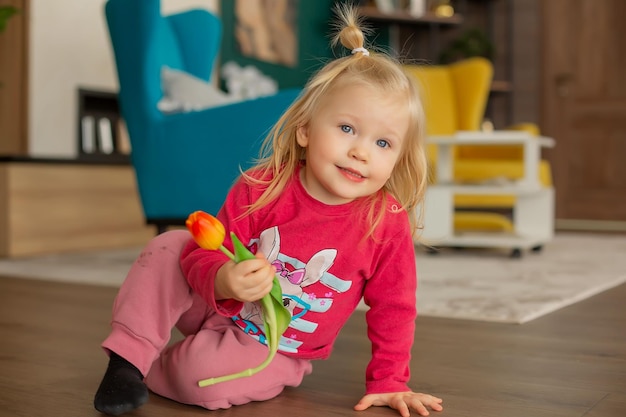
[28,0,218,158]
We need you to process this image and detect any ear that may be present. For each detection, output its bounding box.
[296,124,309,147]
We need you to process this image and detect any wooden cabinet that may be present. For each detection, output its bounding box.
[0,158,153,257]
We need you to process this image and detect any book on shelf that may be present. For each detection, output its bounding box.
[98,117,114,154]
[81,116,96,154]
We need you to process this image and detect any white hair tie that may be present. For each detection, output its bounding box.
[351,47,369,57]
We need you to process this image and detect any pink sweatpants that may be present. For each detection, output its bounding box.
[101,230,312,410]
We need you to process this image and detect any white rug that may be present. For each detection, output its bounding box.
[414,233,626,323]
[1,233,625,324]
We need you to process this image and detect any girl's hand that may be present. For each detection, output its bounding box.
[215,252,275,302]
[354,391,443,417]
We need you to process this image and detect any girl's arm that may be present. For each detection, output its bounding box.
[361,225,417,394]
[358,216,443,415]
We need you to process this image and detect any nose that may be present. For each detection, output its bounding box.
[349,140,368,162]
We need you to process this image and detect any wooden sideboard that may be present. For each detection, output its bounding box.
[0,157,154,257]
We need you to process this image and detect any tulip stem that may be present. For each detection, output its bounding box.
[219,245,235,261]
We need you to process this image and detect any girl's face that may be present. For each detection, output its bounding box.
[296,82,410,205]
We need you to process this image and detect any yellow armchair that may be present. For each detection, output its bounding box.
[405,57,492,170]
[404,57,553,232]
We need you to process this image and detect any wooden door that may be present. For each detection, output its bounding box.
[0,0,28,155]
[542,0,626,223]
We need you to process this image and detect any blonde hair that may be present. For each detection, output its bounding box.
[242,4,428,236]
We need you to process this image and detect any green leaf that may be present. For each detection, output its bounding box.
[231,232,256,262]
[197,232,291,387]
[266,277,291,336]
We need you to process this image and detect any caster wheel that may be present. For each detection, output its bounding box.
[531,245,543,253]
[426,247,439,255]
[510,248,522,258]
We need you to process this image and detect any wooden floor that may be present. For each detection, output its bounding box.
[0,275,624,417]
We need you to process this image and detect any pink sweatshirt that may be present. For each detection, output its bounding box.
[180,167,417,394]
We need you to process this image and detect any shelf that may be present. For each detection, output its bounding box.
[428,132,556,147]
[420,186,555,252]
[0,155,130,166]
[422,232,548,249]
[433,183,546,196]
[76,153,131,164]
[357,6,463,25]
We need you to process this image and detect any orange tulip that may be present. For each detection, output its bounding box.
[185,211,228,254]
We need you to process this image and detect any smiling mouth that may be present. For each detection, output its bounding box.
[338,166,365,180]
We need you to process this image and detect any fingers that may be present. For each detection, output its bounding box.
[390,396,412,417]
[406,398,428,416]
[353,396,373,411]
[229,257,275,302]
[425,395,443,411]
[404,394,443,416]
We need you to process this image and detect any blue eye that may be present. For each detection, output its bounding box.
[376,139,390,148]
[340,125,353,134]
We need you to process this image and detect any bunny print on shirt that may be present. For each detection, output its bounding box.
[231,226,352,354]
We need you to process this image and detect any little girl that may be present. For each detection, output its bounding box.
[94,5,443,417]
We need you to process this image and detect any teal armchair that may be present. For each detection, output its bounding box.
[105,0,300,233]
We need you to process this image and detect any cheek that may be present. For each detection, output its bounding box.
[307,135,335,159]
[379,152,401,177]
[384,167,394,182]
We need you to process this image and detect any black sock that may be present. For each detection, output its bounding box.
[93,352,149,416]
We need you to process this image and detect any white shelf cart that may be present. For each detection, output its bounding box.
[418,131,556,257]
